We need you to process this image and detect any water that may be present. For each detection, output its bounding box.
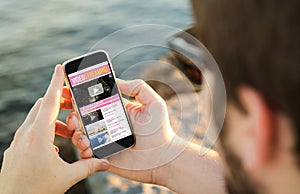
[0,0,192,74]
[0,0,193,193]
[0,0,193,137]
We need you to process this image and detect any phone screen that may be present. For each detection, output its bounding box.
[63,50,134,158]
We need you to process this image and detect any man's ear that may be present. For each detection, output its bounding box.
[237,86,274,171]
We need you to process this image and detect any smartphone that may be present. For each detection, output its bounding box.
[63,50,135,158]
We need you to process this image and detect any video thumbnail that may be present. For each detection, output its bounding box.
[86,120,112,148]
[89,131,111,149]
[72,74,117,108]
[82,109,104,126]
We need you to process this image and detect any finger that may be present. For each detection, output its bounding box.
[21,98,43,127]
[72,132,90,151]
[121,97,130,107]
[55,120,74,138]
[12,99,42,144]
[117,79,163,105]
[120,98,142,120]
[68,158,110,184]
[62,87,72,99]
[79,148,93,159]
[35,65,64,126]
[109,165,148,183]
[60,98,73,110]
[66,111,79,131]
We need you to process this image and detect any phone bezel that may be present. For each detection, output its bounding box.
[63,50,135,159]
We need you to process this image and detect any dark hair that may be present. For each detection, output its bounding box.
[191,0,300,163]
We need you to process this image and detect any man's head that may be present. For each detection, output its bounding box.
[191,0,300,193]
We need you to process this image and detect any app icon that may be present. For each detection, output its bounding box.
[88,83,104,97]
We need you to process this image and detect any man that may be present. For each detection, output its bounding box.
[190,0,300,193]
[0,0,299,194]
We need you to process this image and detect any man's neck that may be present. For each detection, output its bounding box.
[257,155,300,194]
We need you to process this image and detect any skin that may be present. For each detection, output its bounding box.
[219,87,300,194]
[0,65,110,194]
[0,65,226,194]
[73,84,300,194]
[71,78,226,193]
[1,65,299,194]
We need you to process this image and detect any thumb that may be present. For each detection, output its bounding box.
[69,158,110,184]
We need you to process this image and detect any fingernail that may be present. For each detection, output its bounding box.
[55,65,59,73]
[77,137,82,146]
[117,78,124,83]
[55,64,62,75]
[72,112,80,129]
[122,98,130,107]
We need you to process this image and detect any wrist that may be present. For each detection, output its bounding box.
[152,159,171,187]
[0,175,12,194]
[151,135,187,188]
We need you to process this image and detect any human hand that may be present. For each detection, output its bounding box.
[0,65,110,194]
[70,79,226,194]
[71,79,178,186]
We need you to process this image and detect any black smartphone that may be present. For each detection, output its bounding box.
[63,50,135,158]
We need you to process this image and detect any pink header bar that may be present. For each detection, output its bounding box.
[80,94,120,115]
[68,62,111,87]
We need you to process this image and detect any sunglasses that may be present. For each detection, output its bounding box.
[166,26,203,90]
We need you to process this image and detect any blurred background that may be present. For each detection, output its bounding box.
[0,0,207,193]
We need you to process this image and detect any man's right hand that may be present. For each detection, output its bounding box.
[68,79,226,194]
[69,79,175,186]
